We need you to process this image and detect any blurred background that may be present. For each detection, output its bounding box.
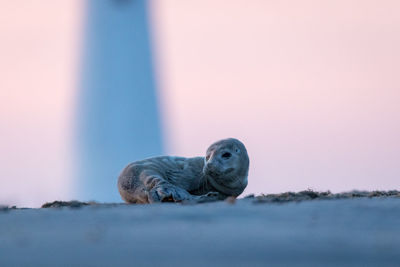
[1,0,399,207]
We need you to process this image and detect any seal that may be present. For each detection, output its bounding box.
[117,138,249,203]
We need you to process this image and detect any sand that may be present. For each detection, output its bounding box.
[1,195,400,266]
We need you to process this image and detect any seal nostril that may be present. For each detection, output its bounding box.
[222,152,232,159]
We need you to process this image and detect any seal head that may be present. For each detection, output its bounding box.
[203,138,249,196]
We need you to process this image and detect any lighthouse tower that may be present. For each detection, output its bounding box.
[77,0,163,202]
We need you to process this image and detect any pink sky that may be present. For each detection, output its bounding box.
[0,1,82,207]
[0,1,399,207]
[150,0,400,195]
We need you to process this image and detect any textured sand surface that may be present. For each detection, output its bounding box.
[1,198,400,266]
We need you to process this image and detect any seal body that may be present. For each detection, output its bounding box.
[118,138,249,203]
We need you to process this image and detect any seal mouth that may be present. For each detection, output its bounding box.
[224,168,234,174]
[204,165,221,176]
[205,168,234,178]
[205,169,220,177]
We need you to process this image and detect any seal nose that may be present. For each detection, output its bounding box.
[207,161,216,170]
[206,160,219,174]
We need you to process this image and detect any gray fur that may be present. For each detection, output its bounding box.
[117,138,249,203]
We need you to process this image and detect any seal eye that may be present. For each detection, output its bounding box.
[221,152,232,159]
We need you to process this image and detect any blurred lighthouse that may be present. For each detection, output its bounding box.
[77,0,163,202]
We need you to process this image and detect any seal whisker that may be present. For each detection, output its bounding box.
[117,138,249,203]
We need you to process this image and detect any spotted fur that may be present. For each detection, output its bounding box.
[117,138,249,203]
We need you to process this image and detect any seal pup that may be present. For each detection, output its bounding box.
[118,138,249,203]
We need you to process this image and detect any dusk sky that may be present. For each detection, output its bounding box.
[1,0,399,207]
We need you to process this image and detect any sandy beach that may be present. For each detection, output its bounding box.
[1,197,399,266]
